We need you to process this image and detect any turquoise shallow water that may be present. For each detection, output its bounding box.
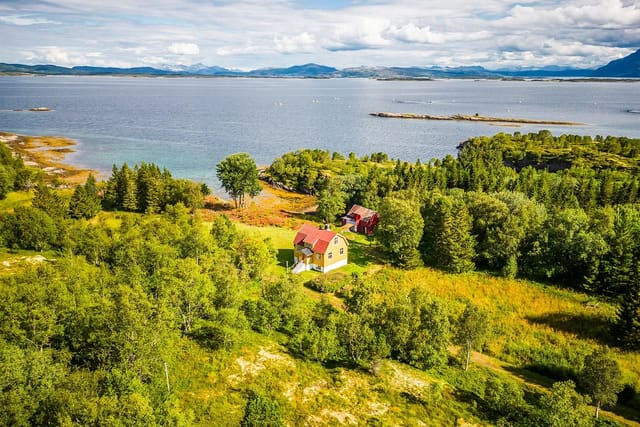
[1,76,638,188]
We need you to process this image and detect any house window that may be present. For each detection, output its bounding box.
[334,237,338,244]
[316,253,321,260]
[340,248,344,255]
[328,252,333,259]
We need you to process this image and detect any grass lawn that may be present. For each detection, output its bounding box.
[235,222,387,276]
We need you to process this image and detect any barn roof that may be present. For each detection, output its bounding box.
[346,204,377,220]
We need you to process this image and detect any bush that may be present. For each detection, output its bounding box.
[304,273,349,293]
[241,391,284,427]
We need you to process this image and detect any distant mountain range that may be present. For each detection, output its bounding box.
[1,49,638,79]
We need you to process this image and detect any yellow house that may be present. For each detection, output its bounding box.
[292,224,348,273]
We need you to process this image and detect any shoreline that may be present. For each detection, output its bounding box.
[0,131,99,186]
[370,112,584,126]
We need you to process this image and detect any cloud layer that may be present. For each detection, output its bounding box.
[0,0,638,69]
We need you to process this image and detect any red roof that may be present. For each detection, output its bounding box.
[346,204,377,220]
[294,224,338,255]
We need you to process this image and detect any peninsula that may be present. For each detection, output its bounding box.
[369,112,584,126]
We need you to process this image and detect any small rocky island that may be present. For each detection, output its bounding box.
[370,112,583,126]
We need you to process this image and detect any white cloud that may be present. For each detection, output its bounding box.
[324,18,391,51]
[0,14,57,26]
[168,42,200,55]
[274,32,316,54]
[25,46,71,64]
[216,44,263,56]
[387,24,446,44]
[1,0,638,69]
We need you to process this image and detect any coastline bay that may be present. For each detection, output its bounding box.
[1,76,639,189]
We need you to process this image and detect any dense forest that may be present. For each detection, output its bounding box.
[0,131,639,425]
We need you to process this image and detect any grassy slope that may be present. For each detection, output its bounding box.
[173,329,487,426]
[231,220,640,425]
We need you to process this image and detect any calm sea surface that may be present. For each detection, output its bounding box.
[0,76,638,187]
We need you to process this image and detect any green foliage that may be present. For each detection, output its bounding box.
[2,139,640,425]
[103,162,205,213]
[0,343,65,427]
[523,208,608,289]
[216,153,261,208]
[600,205,640,296]
[0,140,37,199]
[289,299,342,363]
[377,196,424,267]
[580,347,624,417]
[32,181,67,218]
[69,174,101,219]
[0,165,12,199]
[234,234,276,280]
[455,303,490,371]
[0,206,59,251]
[316,178,346,223]
[305,273,349,294]
[383,288,451,369]
[483,376,527,420]
[537,380,594,427]
[421,192,475,273]
[266,149,333,193]
[338,312,390,366]
[241,391,285,427]
[210,213,237,249]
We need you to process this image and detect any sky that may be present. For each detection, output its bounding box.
[0,0,638,70]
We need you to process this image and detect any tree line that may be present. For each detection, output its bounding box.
[266,133,640,350]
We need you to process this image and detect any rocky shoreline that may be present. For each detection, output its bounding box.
[370,112,584,126]
[0,132,96,186]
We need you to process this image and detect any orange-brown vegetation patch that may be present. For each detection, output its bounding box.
[1,132,98,185]
[200,182,317,228]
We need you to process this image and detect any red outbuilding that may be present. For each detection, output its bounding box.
[341,204,379,235]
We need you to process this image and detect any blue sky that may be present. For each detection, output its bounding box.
[0,0,637,69]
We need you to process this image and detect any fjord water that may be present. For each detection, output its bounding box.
[0,76,638,187]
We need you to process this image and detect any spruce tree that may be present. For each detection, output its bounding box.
[119,163,138,212]
[615,281,640,350]
[421,192,475,273]
[102,164,120,210]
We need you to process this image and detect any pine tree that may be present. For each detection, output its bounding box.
[102,164,120,210]
[119,164,138,212]
[69,175,101,219]
[32,182,67,218]
[615,281,640,350]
